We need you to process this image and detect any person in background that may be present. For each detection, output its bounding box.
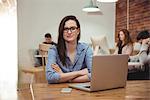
[128,30,150,80]
[114,29,133,55]
[129,30,150,65]
[34,33,56,67]
[43,33,57,45]
[46,15,93,84]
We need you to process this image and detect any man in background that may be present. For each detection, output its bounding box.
[43,33,57,45]
[34,33,57,67]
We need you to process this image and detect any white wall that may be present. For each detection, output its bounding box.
[18,0,116,67]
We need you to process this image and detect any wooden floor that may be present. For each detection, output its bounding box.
[18,80,150,100]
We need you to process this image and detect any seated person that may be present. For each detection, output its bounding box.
[43,33,57,45]
[129,30,150,65]
[114,29,133,55]
[34,33,57,67]
[90,35,110,55]
[128,30,150,79]
[46,15,93,84]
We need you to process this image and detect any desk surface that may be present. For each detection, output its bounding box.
[34,55,48,57]
[18,80,150,100]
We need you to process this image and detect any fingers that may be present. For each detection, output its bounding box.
[79,68,89,76]
[51,64,59,71]
[142,38,150,44]
[52,66,59,72]
[51,64,62,73]
[82,68,88,74]
[51,64,58,69]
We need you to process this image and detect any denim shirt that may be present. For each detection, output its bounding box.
[46,42,93,83]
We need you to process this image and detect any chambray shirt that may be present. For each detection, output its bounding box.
[46,42,93,83]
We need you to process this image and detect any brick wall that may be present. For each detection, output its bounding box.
[116,0,150,42]
[115,0,127,40]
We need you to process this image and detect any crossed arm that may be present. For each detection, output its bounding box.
[51,64,90,83]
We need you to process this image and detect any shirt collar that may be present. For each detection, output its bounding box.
[76,42,86,55]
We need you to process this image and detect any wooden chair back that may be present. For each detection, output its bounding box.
[39,44,52,71]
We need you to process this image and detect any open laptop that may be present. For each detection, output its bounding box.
[69,54,129,92]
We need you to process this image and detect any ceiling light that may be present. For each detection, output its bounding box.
[82,6,100,12]
[82,0,100,12]
[97,0,118,2]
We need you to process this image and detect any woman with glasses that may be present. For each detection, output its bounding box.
[46,15,93,83]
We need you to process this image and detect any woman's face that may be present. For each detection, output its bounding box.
[63,20,79,43]
[119,31,125,41]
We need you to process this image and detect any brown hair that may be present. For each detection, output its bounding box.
[117,29,133,47]
[57,15,80,66]
[45,33,51,38]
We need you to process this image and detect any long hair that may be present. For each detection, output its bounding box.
[57,15,80,66]
[117,29,133,47]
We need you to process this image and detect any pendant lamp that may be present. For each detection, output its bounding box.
[82,0,100,12]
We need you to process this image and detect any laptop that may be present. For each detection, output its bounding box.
[69,54,129,92]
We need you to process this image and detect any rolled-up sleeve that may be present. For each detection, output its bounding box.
[85,46,93,80]
[46,47,60,83]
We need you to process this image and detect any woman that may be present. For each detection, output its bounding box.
[128,30,150,80]
[46,15,93,83]
[114,29,133,55]
[130,30,150,64]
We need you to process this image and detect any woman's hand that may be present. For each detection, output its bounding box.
[70,74,89,83]
[51,65,90,83]
[51,64,63,73]
[142,38,150,45]
[78,68,89,76]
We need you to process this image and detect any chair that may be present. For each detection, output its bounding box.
[91,35,110,55]
[21,44,51,83]
[21,67,45,83]
[39,43,52,71]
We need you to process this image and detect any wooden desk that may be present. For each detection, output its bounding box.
[18,80,150,100]
[34,55,48,58]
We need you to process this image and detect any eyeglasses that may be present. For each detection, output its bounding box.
[63,27,78,33]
